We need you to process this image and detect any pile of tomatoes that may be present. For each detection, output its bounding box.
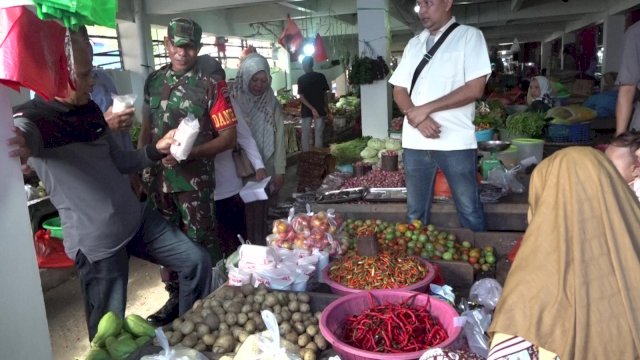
[340,219,496,272]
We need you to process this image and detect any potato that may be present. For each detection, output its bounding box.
[169,331,183,346]
[313,333,328,350]
[196,323,211,337]
[181,333,198,348]
[244,319,256,333]
[275,313,283,323]
[293,322,306,335]
[288,293,297,302]
[240,304,252,314]
[253,294,265,304]
[256,283,268,295]
[237,330,250,343]
[306,325,319,337]
[191,299,204,311]
[291,312,303,323]
[300,348,317,360]
[299,303,311,313]
[280,309,291,321]
[204,313,220,330]
[180,320,195,335]
[240,283,254,296]
[297,333,311,347]
[225,312,238,326]
[288,301,300,312]
[226,301,242,314]
[231,325,244,338]
[279,321,292,336]
[273,304,282,314]
[264,293,279,307]
[200,308,212,317]
[171,318,184,331]
[285,332,298,344]
[297,293,310,304]
[194,340,207,352]
[305,341,318,352]
[212,334,236,354]
[236,312,248,326]
[252,303,261,312]
[218,323,229,331]
[191,313,204,324]
[202,333,216,346]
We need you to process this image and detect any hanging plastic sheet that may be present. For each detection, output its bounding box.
[278,16,304,57]
[0,6,69,100]
[32,0,116,30]
[314,33,328,62]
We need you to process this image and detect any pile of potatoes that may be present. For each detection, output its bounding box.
[158,284,328,360]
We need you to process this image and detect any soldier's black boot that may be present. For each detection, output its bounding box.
[147,282,179,326]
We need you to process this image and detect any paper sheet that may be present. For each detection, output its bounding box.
[239,176,271,203]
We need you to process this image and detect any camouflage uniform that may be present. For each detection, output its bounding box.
[144,58,221,260]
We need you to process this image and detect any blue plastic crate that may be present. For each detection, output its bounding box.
[547,123,591,143]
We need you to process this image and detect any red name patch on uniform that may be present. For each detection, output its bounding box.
[210,80,238,132]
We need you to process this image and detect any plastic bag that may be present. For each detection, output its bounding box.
[141,328,208,360]
[170,113,200,161]
[460,309,492,358]
[487,165,524,193]
[234,310,301,359]
[112,93,137,113]
[277,16,304,57]
[469,278,503,311]
[34,229,74,268]
[211,259,228,293]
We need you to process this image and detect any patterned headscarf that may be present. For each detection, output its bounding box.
[230,53,276,161]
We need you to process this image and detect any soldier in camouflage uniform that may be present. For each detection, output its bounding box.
[139,18,237,326]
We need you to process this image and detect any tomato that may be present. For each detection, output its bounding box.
[468,256,479,265]
[407,224,416,231]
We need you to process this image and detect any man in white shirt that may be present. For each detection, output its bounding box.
[389,0,491,230]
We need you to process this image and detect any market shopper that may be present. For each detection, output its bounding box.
[298,56,330,151]
[526,75,555,112]
[198,54,268,256]
[615,21,640,135]
[389,0,490,231]
[489,147,640,359]
[139,18,237,326]
[6,28,212,342]
[229,53,286,245]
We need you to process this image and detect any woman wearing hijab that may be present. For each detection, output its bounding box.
[229,53,286,245]
[488,147,640,359]
[526,76,555,112]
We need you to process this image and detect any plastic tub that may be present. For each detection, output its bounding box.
[496,145,519,168]
[322,257,436,296]
[42,217,63,239]
[512,138,544,164]
[320,290,462,360]
[475,128,494,142]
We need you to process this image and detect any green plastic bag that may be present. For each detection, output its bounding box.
[32,0,116,30]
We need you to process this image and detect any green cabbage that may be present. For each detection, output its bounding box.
[360,147,378,159]
[385,138,401,151]
[367,138,386,151]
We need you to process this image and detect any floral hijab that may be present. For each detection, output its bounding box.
[229,53,276,161]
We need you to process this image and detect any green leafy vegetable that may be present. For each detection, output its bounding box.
[505,112,546,138]
[329,136,371,164]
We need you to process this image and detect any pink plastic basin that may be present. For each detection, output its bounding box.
[319,290,462,360]
[322,256,436,295]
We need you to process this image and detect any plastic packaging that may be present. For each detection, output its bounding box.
[233,310,301,359]
[111,93,137,113]
[170,113,200,161]
[141,328,208,360]
[460,309,492,358]
[487,164,524,193]
[469,278,503,311]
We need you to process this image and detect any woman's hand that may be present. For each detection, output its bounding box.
[255,168,268,181]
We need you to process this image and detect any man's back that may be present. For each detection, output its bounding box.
[298,71,329,117]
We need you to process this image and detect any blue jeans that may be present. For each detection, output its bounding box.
[301,116,325,151]
[75,203,212,341]
[403,148,486,231]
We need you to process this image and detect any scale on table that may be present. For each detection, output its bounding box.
[478,140,511,179]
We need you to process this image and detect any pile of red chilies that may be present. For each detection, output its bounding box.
[342,293,448,353]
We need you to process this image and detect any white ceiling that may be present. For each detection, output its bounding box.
[125,0,640,52]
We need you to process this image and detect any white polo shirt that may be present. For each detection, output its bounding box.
[389,17,491,151]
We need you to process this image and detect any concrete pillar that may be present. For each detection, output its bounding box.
[116,0,153,123]
[541,41,552,74]
[602,14,626,73]
[0,86,52,359]
[357,0,391,139]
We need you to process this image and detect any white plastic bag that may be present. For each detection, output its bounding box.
[228,264,252,286]
[233,310,301,360]
[461,309,492,358]
[170,113,200,161]
[112,93,137,113]
[469,278,503,311]
[238,244,277,272]
[141,328,208,360]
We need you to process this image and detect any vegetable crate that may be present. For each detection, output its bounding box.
[547,123,591,143]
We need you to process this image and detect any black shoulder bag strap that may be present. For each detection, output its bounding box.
[409,23,460,96]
